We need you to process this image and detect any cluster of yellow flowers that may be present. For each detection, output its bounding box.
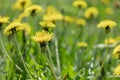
[3,0,44,36]
[1,0,117,48]
[1,0,120,79]
[73,0,99,19]
[96,12,119,76]
[1,0,57,46]
[63,16,86,26]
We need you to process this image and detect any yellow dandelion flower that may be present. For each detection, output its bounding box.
[115,36,120,42]
[39,21,56,28]
[113,65,120,76]
[24,4,43,16]
[22,23,31,35]
[43,6,63,21]
[0,16,9,24]
[77,42,88,48]
[75,18,86,26]
[105,8,113,15]
[84,7,99,19]
[97,20,117,33]
[39,21,56,31]
[63,16,75,23]
[43,13,63,22]
[101,0,110,5]
[104,38,116,44]
[113,44,120,59]
[97,20,117,28]
[12,0,31,10]
[46,6,59,14]
[73,0,87,9]
[32,30,53,43]
[4,21,23,35]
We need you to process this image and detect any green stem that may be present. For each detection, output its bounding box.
[46,44,57,80]
[0,33,23,73]
[105,33,109,62]
[94,62,104,80]
[13,35,34,79]
[107,33,109,54]
[0,33,12,62]
[55,37,61,78]
[46,44,55,68]
[22,30,27,60]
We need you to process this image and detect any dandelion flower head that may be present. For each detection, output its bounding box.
[12,0,31,10]
[104,38,116,44]
[113,44,120,59]
[43,6,63,21]
[24,4,43,16]
[105,8,113,15]
[73,0,87,9]
[32,30,53,43]
[84,7,99,19]
[77,42,88,48]
[4,21,23,35]
[75,18,86,26]
[115,36,120,42]
[97,20,117,28]
[0,16,9,24]
[63,16,75,23]
[113,65,120,76]
[39,21,56,28]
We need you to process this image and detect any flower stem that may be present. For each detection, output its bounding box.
[46,44,57,80]
[55,37,61,78]
[0,33,23,72]
[105,33,109,62]
[13,35,34,79]
[107,33,109,54]
[22,30,27,60]
[0,33,12,62]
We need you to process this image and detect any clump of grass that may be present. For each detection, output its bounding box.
[0,0,120,79]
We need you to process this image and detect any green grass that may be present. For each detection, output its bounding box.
[0,0,120,80]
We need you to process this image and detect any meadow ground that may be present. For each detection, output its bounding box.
[0,0,120,80]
